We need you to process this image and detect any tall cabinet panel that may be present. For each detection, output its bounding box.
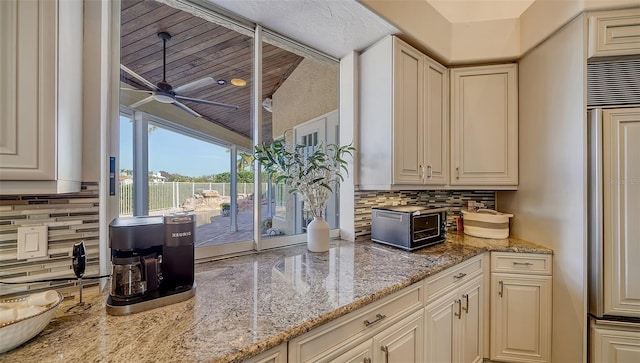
[603,108,640,317]
[392,40,424,185]
[0,0,83,194]
[450,64,518,186]
[424,58,448,185]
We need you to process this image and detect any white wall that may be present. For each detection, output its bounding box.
[497,14,588,363]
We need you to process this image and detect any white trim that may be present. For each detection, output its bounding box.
[253,24,263,251]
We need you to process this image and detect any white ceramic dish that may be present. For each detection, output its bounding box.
[0,291,63,353]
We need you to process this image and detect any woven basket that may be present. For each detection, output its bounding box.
[0,292,63,353]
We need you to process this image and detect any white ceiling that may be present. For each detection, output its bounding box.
[206,0,398,59]
[427,0,535,23]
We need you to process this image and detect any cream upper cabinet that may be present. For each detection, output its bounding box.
[359,36,448,190]
[603,108,640,317]
[490,252,552,363]
[450,64,518,187]
[0,0,83,194]
[588,8,640,58]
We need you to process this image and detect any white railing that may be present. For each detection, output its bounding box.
[119,182,263,216]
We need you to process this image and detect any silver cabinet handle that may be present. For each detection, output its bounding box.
[499,281,504,297]
[456,167,460,180]
[420,164,425,180]
[454,299,462,319]
[513,261,534,266]
[364,358,372,363]
[364,313,387,327]
[381,346,389,362]
[462,294,469,313]
[453,272,467,280]
[427,165,433,178]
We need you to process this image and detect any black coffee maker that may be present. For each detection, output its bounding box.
[106,213,196,315]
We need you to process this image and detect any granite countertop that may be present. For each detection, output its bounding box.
[0,234,551,362]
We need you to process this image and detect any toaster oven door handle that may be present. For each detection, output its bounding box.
[375,211,403,221]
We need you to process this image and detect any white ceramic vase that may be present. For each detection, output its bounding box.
[307,216,330,252]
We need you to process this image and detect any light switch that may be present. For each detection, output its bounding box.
[17,226,48,260]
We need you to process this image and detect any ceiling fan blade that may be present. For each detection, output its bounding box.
[172,100,201,118]
[129,95,155,109]
[120,88,153,94]
[175,95,240,110]
[173,77,215,95]
[120,64,157,91]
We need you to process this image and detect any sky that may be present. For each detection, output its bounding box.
[119,116,231,177]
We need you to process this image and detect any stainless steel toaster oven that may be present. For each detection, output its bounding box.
[371,206,447,251]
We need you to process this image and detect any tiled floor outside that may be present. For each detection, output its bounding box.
[195,204,274,247]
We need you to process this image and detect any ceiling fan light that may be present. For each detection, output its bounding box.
[231,78,247,87]
[154,94,174,104]
[217,79,227,86]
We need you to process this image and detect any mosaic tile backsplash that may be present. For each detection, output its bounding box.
[354,190,496,241]
[0,183,101,297]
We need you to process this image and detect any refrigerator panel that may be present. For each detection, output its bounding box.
[588,109,605,318]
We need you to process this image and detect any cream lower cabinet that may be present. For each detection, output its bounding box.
[490,253,552,363]
[288,282,424,363]
[591,319,640,363]
[246,343,287,363]
[424,254,486,363]
[425,275,484,363]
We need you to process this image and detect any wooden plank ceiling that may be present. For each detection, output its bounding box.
[120,0,304,142]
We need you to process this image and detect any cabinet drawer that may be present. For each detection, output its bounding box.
[289,282,424,362]
[424,255,484,303]
[491,252,552,275]
[588,9,640,58]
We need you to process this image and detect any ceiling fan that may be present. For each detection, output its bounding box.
[120,31,239,118]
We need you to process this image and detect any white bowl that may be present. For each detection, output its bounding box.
[0,292,63,353]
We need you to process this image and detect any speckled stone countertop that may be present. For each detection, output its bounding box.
[0,234,551,362]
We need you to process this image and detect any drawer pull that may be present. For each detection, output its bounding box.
[364,358,372,363]
[513,261,534,266]
[453,272,467,280]
[454,299,462,319]
[364,313,387,327]
[499,281,504,297]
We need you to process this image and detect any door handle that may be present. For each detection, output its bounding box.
[381,345,389,362]
[456,167,460,180]
[420,165,425,180]
[499,281,504,297]
[427,165,433,178]
[454,299,462,319]
[462,294,469,313]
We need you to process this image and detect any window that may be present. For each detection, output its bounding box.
[119,0,339,258]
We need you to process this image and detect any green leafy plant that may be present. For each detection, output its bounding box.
[254,133,355,218]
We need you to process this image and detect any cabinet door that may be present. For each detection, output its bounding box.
[491,274,552,363]
[450,64,518,186]
[459,276,483,363]
[603,108,640,317]
[591,321,640,363]
[425,290,458,363]
[423,57,448,185]
[374,310,424,363]
[325,340,373,363]
[0,0,56,180]
[246,343,287,363]
[392,38,424,185]
[588,9,640,58]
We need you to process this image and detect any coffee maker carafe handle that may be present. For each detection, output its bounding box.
[143,255,161,292]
